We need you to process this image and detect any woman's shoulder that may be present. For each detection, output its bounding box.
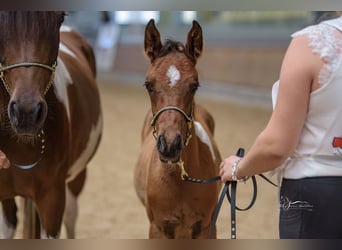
[291,16,342,86]
[291,17,342,54]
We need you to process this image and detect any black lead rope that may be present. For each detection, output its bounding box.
[182,147,278,239]
[210,147,250,239]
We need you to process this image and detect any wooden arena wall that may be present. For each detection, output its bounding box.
[112,43,286,89]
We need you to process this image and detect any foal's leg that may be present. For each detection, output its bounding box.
[149,222,164,238]
[63,169,86,238]
[35,185,66,239]
[0,198,17,239]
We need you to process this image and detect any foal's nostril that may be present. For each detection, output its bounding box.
[168,134,182,156]
[173,134,182,150]
[157,134,167,155]
[157,133,183,160]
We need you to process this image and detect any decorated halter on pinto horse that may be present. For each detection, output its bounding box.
[0,60,57,170]
[0,11,102,239]
[134,19,222,239]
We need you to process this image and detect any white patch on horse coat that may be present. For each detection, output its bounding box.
[0,206,15,239]
[60,25,72,33]
[54,57,73,120]
[63,186,78,238]
[194,121,216,161]
[66,114,103,183]
[59,26,76,59]
[59,42,77,59]
[167,65,180,88]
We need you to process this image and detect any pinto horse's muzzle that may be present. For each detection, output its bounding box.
[8,95,46,135]
[0,61,57,135]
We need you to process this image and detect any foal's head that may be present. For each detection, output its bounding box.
[0,11,65,137]
[144,19,203,164]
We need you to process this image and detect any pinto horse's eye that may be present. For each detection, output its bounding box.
[62,12,67,21]
[144,82,154,93]
[190,83,199,94]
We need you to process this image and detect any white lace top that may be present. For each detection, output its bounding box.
[292,16,342,87]
[272,16,342,180]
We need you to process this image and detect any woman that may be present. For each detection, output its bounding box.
[220,13,342,238]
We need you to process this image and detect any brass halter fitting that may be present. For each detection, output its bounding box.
[151,104,195,180]
[176,159,189,180]
[150,105,193,146]
[0,61,57,95]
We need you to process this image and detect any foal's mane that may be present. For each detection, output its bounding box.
[159,39,195,64]
[0,11,64,40]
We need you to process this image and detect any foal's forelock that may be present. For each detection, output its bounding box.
[158,40,196,64]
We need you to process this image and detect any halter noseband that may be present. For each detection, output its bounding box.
[0,61,57,95]
[150,105,193,146]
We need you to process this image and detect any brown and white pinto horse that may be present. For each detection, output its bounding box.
[134,19,222,238]
[0,11,102,238]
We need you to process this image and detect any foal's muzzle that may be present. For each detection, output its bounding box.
[151,105,194,164]
[157,133,183,163]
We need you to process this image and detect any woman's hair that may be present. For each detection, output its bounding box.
[312,11,340,24]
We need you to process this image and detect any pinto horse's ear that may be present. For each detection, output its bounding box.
[185,20,203,64]
[144,19,162,63]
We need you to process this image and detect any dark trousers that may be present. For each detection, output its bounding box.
[279,177,342,239]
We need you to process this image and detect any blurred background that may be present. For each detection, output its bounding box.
[63,11,336,107]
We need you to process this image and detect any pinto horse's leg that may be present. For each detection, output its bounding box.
[22,198,40,238]
[63,169,86,239]
[0,199,17,239]
[63,187,77,238]
[35,186,66,239]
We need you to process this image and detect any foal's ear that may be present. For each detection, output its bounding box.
[144,19,162,63]
[185,20,203,64]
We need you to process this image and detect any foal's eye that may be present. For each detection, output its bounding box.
[144,82,154,93]
[189,83,199,94]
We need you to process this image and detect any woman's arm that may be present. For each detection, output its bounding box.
[220,34,323,181]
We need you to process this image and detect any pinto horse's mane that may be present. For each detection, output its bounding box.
[0,11,65,40]
[158,39,196,64]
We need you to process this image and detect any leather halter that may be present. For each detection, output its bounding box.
[150,105,193,147]
[0,61,57,96]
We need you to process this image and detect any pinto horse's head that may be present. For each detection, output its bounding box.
[0,11,65,138]
[144,19,203,164]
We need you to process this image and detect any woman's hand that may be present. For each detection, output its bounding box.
[219,155,242,182]
[0,150,10,169]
